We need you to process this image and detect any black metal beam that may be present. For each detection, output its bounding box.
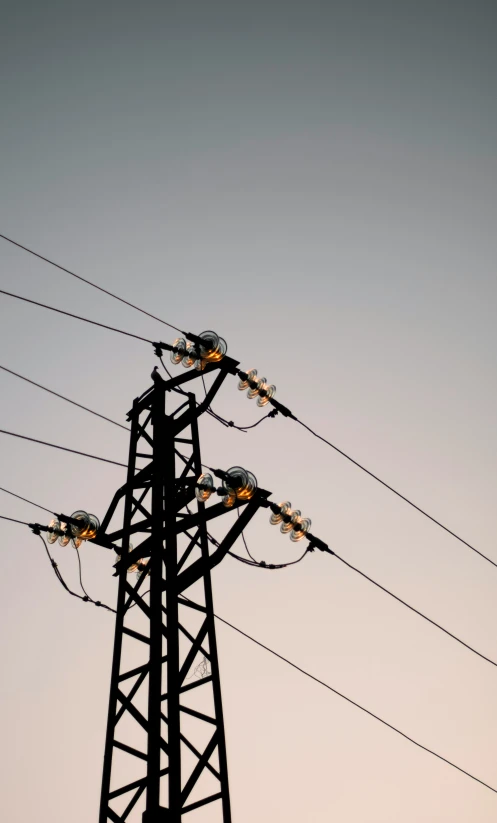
[98,374,261,823]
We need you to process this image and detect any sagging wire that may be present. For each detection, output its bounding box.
[128,589,150,609]
[238,509,258,563]
[201,506,309,571]
[34,529,115,613]
[159,354,277,432]
[228,548,309,569]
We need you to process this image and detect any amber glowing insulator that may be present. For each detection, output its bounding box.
[71,510,100,541]
[70,510,90,536]
[197,330,228,363]
[127,551,142,572]
[223,466,257,501]
[269,501,292,526]
[71,536,83,549]
[170,337,187,365]
[47,517,61,545]
[290,516,312,542]
[247,376,267,400]
[125,544,142,573]
[136,558,150,576]
[256,382,276,407]
[58,522,71,547]
[222,490,237,509]
[195,473,214,502]
[116,545,139,573]
[238,368,258,391]
[181,343,198,369]
[280,509,301,535]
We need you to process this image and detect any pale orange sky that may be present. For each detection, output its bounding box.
[0,1,496,821]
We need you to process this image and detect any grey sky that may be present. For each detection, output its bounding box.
[0,2,496,821]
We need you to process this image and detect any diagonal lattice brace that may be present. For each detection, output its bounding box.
[99,365,265,823]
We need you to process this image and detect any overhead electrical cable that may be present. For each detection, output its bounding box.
[0,364,129,431]
[293,415,496,570]
[0,513,32,526]
[210,608,497,796]
[75,545,92,601]
[8,506,494,794]
[37,533,115,613]
[0,232,183,333]
[0,484,54,515]
[228,549,309,569]
[0,509,115,612]
[0,289,155,344]
[0,428,127,467]
[0,248,491,568]
[1,465,494,667]
[330,550,497,668]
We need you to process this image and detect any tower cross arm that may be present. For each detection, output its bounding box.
[174,491,271,594]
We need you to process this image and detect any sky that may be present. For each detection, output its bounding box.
[0,0,496,820]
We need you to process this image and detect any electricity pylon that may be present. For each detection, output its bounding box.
[96,353,269,823]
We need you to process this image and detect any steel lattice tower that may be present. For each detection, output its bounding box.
[97,360,268,823]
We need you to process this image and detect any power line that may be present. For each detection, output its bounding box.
[0,485,54,515]
[228,549,309,569]
[75,545,93,601]
[1,284,493,661]
[0,511,115,612]
[5,508,491,794]
[0,428,127,467]
[37,533,115,613]
[3,455,494,669]
[0,289,155,345]
[0,232,183,333]
[294,415,497,570]
[1,235,488,573]
[0,364,129,431]
[0,513,32,526]
[231,508,307,568]
[331,550,497,669]
[3,449,493,669]
[160,355,268,433]
[211,609,497,796]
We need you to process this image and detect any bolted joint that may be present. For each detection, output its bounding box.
[153,341,174,355]
[307,534,334,555]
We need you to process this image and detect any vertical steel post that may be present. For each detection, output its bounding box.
[99,401,140,823]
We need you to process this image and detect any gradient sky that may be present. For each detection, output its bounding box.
[1,1,497,821]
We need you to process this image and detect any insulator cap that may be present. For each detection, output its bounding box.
[238,368,257,391]
[222,490,237,509]
[247,376,267,400]
[136,558,150,576]
[257,383,276,407]
[197,330,227,363]
[58,522,71,547]
[182,343,198,369]
[47,517,61,545]
[70,511,100,541]
[223,466,258,501]
[280,509,301,535]
[269,501,292,525]
[195,473,214,502]
[290,517,312,542]
[170,337,187,365]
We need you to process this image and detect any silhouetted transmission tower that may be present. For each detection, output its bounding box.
[95,333,270,823]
